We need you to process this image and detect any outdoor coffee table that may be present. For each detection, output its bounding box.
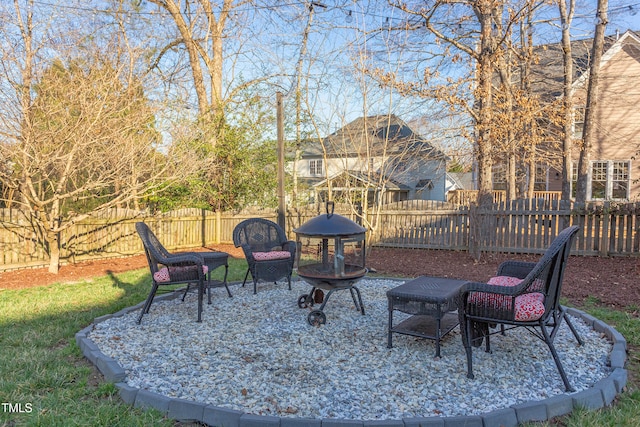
[198,251,231,303]
[387,276,467,357]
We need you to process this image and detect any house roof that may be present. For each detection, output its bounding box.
[301,114,447,160]
[446,172,474,191]
[312,170,411,191]
[527,30,640,99]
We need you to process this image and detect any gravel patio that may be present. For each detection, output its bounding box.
[85,277,618,422]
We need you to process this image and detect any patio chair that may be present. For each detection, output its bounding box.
[135,222,208,323]
[458,225,583,391]
[233,218,296,294]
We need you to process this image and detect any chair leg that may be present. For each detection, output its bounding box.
[484,324,491,353]
[562,311,584,345]
[182,283,191,302]
[388,305,394,348]
[463,317,475,379]
[222,265,232,298]
[197,279,204,323]
[242,269,250,287]
[540,321,574,392]
[137,283,159,324]
[550,306,583,345]
[206,271,212,305]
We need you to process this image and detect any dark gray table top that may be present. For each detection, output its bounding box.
[387,276,468,304]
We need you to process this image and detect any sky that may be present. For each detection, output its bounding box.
[5,0,640,143]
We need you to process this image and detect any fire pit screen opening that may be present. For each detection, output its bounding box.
[293,202,368,325]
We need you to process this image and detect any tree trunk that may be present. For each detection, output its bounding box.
[559,0,575,201]
[469,2,496,260]
[47,230,60,274]
[576,0,608,203]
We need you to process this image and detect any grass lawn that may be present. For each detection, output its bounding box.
[1,258,639,426]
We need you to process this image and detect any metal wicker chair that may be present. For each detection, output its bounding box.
[232,218,296,294]
[136,222,208,323]
[458,225,583,391]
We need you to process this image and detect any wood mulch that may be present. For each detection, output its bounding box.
[1,245,639,311]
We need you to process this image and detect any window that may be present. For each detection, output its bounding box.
[573,106,585,139]
[591,161,607,199]
[309,159,323,176]
[492,163,549,191]
[611,161,630,199]
[492,166,506,191]
[571,160,631,200]
[534,164,549,191]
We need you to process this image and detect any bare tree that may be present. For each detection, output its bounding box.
[378,0,520,258]
[147,0,281,148]
[0,2,199,272]
[558,0,576,201]
[575,0,608,203]
[148,0,235,124]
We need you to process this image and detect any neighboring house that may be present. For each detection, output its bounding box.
[446,172,474,193]
[493,30,640,201]
[293,115,449,205]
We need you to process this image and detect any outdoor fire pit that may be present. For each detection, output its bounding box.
[294,202,367,325]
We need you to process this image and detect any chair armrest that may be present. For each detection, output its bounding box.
[496,261,537,279]
[158,252,204,268]
[460,281,524,298]
[157,252,206,280]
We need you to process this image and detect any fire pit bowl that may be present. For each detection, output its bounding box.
[294,202,367,325]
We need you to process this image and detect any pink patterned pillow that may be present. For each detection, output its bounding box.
[514,293,546,321]
[469,275,546,321]
[153,265,209,283]
[252,251,291,261]
[488,275,523,287]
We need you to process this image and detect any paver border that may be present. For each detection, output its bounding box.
[76,285,628,427]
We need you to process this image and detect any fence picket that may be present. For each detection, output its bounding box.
[0,200,638,271]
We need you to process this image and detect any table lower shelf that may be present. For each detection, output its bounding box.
[390,312,459,341]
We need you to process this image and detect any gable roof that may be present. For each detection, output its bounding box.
[312,169,411,191]
[301,114,447,160]
[527,30,640,99]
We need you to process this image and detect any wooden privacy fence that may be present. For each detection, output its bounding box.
[373,199,640,256]
[0,200,638,271]
[447,190,563,206]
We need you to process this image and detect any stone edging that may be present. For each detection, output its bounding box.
[76,291,628,427]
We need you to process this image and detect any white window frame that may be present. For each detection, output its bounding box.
[571,160,631,200]
[309,159,323,176]
[491,165,506,191]
[534,164,549,191]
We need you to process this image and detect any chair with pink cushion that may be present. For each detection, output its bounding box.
[136,222,209,324]
[233,218,296,294]
[458,225,582,391]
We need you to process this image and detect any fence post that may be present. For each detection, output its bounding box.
[600,201,610,257]
[201,209,206,247]
[215,210,221,244]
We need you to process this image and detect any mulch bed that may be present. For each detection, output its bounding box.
[1,245,639,311]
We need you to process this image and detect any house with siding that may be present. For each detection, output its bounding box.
[494,30,640,201]
[292,114,449,206]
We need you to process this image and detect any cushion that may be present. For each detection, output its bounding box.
[469,275,546,321]
[154,265,208,283]
[513,293,546,321]
[252,251,291,261]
